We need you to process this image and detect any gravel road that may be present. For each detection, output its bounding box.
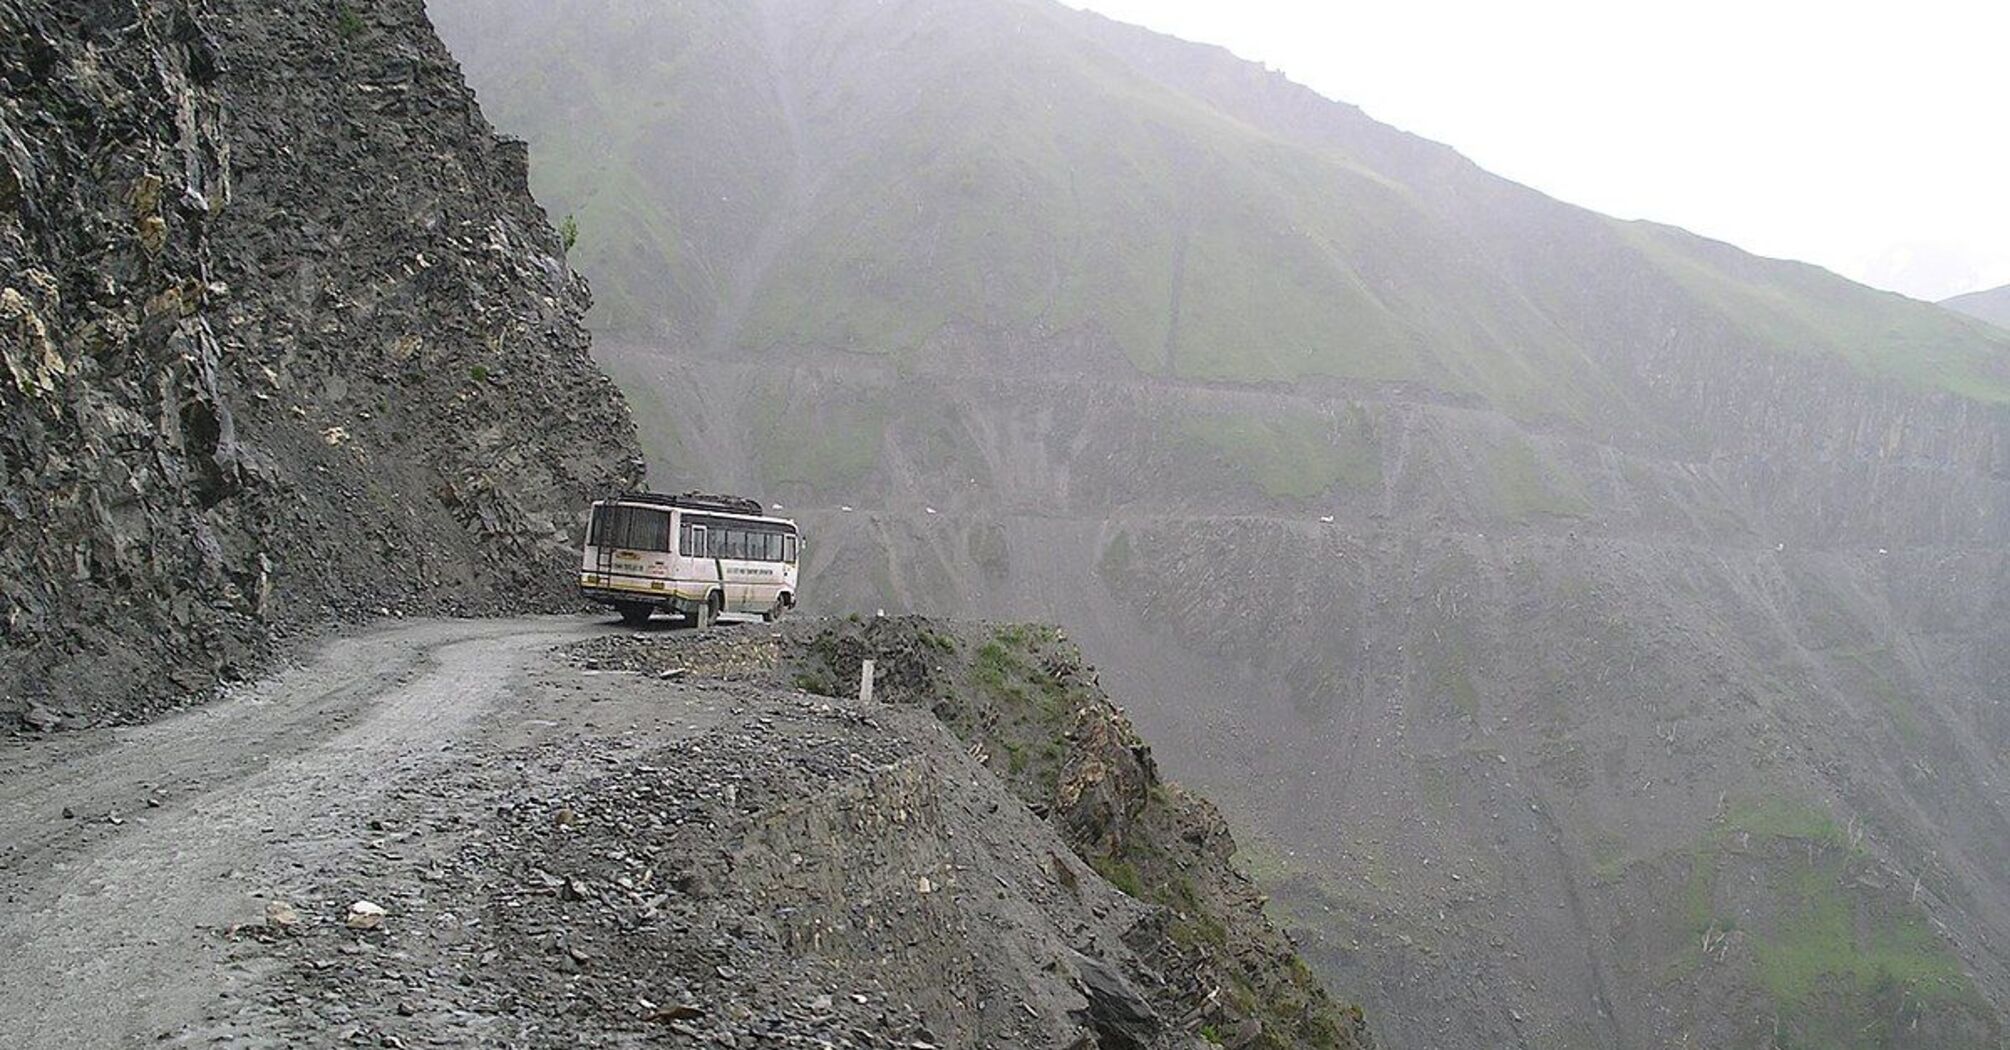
[0,616,612,1049]
[0,614,1319,1049]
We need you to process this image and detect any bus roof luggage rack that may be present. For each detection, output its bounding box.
[616,491,766,516]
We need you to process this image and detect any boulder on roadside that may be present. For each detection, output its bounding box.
[265,899,302,931]
[345,900,387,930]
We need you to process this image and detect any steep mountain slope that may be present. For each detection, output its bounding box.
[1945,284,2010,330]
[0,0,640,726]
[434,0,2010,416]
[430,1,2010,1047]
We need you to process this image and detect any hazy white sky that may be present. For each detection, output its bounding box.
[1061,0,2010,302]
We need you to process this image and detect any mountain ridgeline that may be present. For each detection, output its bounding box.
[430,1,2010,1047]
[1945,284,2010,331]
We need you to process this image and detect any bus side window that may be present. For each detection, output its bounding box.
[689,525,708,558]
[783,534,797,564]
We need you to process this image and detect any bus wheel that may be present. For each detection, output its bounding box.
[616,602,653,627]
[690,593,719,630]
[764,599,788,624]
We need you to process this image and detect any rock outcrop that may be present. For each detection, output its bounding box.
[0,0,640,726]
[782,616,1373,1049]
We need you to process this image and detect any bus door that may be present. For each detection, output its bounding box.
[687,522,714,601]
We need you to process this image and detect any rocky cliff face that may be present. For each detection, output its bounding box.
[0,0,640,726]
[644,340,2010,1048]
[783,616,1372,1049]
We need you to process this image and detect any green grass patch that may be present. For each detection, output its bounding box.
[972,641,1030,705]
[1678,796,1846,942]
[1758,863,1965,1007]
[867,549,898,608]
[1838,647,1924,746]
[791,671,837,696]
[1442,663,1479,720]
[1755,860,1981,1048]
[1588,829,1628,883]
[1618,222,2010,405]
[1669,795,1984,1046]
[1679,845,1720,937]
[752,381,886,491]
[594,355,693,487]
[1232,832,1311,887]
[1488,435,1590,521]
[966,522,1010,580]
[334,2,364,38]
[1723,796,1846,847]
[1090,853,1145,898]
[1415,764,1454,819]
[1098,530,1134,581]
[1175,407,1376,501]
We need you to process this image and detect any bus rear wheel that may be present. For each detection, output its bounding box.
[764,594,793,623]
[690,593,721,630]
[616,602,653,627]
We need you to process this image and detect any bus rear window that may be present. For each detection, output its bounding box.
[591,505,671,552]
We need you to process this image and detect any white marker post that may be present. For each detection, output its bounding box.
[859,659,875,704]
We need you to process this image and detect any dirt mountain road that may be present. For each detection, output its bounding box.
[0,616,622,1049]
[0,613,1383,1048]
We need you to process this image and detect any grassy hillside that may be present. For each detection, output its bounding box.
[432,0,2010,417]
[1943,284,2010,331]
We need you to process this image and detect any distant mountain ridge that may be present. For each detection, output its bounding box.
[1944,284,2010,329]
[429,2,2010,1047]
[432,0,2010,419]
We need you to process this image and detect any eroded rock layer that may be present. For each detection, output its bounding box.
[0,0,640,724]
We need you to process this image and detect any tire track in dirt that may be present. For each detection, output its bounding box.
[0,616,599,1049]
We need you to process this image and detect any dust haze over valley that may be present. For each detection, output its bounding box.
[427,1,2010,1048]
[3,0,2007,1046]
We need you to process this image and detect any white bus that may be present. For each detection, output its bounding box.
[579,493,799,627]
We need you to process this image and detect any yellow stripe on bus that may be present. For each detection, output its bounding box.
[580,576,708,600]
